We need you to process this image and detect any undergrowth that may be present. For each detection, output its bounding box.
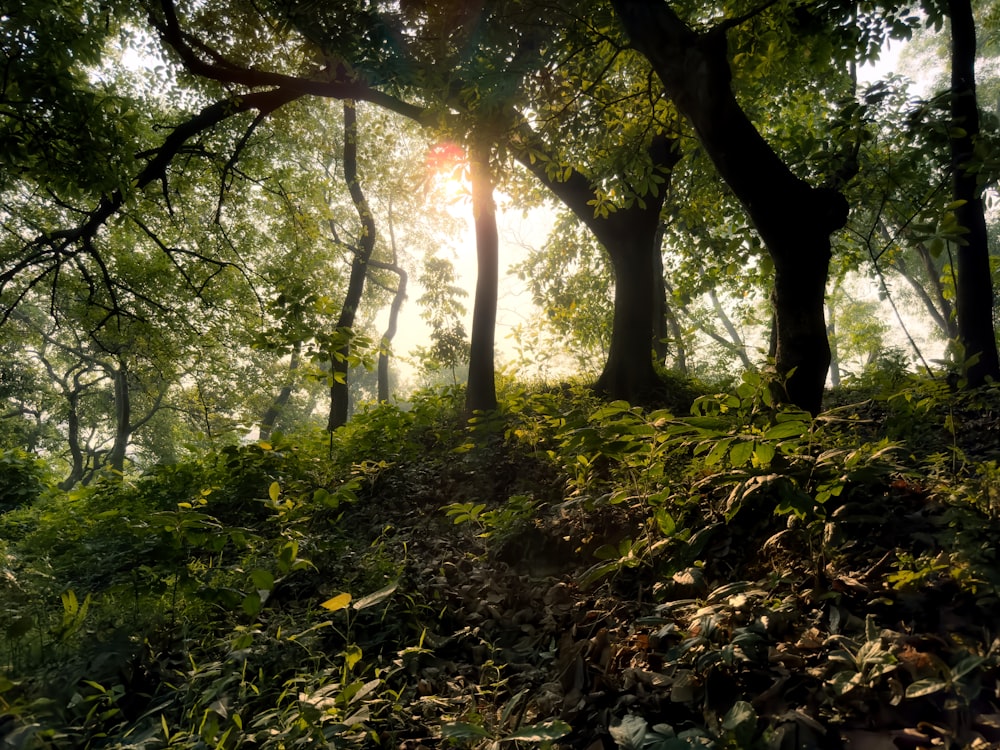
[1,375,999,748]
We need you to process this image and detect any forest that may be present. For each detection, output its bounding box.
[2,0,1000,747]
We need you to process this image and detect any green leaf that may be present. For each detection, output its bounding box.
[763,421,808,440]
[728,439,754,467]
[905,678,948,698]
[440,722,493,740]
[241,591,261,617]
[503,720,572,742]
[721,700,757,746]
[703,437,734,466]
[655,508,676,536]
[250,569,274,591]
[268,481,281,502]
[753,442,776,467]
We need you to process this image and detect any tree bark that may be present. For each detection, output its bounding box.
[108,360,130,474]
[612,0,849,415]
[373,201,408,403]
[465,138,499,415]
[709,289,753,370]
[514,132,677,404]
[59,385,84,491]
[948,0,1000,385]
[375,265,407,402]
[328,100,377,432]
[261,345,300,441]
[652,228,670,365]
[826,304,841,388]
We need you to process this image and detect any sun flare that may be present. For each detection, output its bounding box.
[425,141,470,202]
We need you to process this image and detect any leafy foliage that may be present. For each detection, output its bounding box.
[1,376,999,748]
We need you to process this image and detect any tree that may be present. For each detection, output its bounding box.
[946,0,1000,384]
[465,137,501,414]
[611,0,851,415]
[327,100,378,432]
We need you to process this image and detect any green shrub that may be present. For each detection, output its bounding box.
[0,449,48,512]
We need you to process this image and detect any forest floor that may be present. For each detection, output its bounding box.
[3,378,1000,749]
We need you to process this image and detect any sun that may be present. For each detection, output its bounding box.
[425,141,470,203]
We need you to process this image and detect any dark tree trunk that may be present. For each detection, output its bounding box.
[59,376,84,491]
[328,100,377,432]
[261,345,300,441]
[948,0,1000,385]
[465,139,499,415]
[612,0,849,415]
[108,361,130,474]
[514,132,677,404]
[596,224,665,401]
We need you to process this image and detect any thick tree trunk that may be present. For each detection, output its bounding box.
[108,361,130,474]
[465,139,499,415]
[596,231,665,401]
[513,132,677,404]
[612,0,849,415]
[328,100,376,432]
[948,0,1000,386]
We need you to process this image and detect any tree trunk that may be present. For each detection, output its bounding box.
[612,0,849,415]
[652,226,669,365]
[465,138,499,415]
[664,301,688,374]
[948,0,1000,385]
[328,100,377,431]
[261,345,300,441]
[826,304,841,388]
[373,201,408,403]
[709,289,753,370]
[59,377,84,491]
[377,267,407,402]
[595,225,667,401]
[108,360,130,474]
[513,132,677,404]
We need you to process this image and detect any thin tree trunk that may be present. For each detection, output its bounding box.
[59,377,84,491]
[948,0,1000,385]
[664,301,688,374]
[465,138,499,415]
[261,345,300,441]
[826,304,841,388]
[328,100,377,431]
[652,225,669,365]
[372,200,408,403]
[708,289,753,370]
[915,242,958,339]
[612,0,849,415]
